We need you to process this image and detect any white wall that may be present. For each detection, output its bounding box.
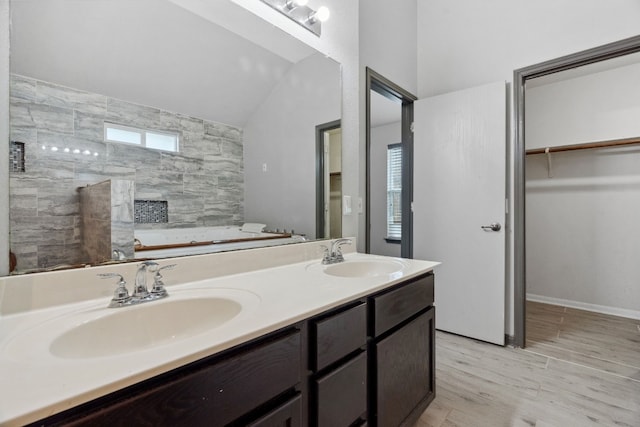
[417,0,640,98]
[526,62,640,149]
[243,53,340,238]
[370,121,402,257]
[417,0,640,336]
[526,149,640,318]
[525,63,640,318]
[360,0,418,95]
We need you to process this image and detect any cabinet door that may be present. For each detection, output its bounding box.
[375,308,435,427]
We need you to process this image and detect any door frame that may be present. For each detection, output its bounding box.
[365,67,417,258]
[316,119,341,239]
[513,35,640,348]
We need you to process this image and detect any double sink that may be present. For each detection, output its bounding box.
[5,256,407,360]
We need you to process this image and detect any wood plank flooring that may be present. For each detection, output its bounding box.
[417,302,640,427]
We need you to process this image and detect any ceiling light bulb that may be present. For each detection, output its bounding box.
[294,0,308,5]
[315,6,330,22]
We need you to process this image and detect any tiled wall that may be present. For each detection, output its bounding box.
[9,74,244,272]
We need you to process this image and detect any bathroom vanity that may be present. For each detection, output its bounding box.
[0,241,438,426]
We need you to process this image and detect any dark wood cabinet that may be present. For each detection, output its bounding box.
[375,308,435,427]
[247,395,302,427]
[31,272,435,427]
[315,352,367,427]
[31,329,302,427]
[311,301,368,426]
[312,301,367,371]
[369,273,436,427]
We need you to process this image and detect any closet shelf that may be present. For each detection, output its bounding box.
[525,136,640,155]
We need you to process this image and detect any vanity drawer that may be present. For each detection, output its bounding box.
[315,352,367,427]
[312,302,367,371]
[42,329,302,427]
[247,394,302,427]
[372,273,434,337]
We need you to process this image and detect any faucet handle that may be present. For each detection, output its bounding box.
[150,264,176,297]
[139,260,160,271]
[98,273,131,307]
[320,244,332,265]
[158,263,176,272]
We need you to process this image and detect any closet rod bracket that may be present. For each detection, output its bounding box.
[545,147,553,178]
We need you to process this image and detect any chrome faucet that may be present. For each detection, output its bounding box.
[322,238,353,264]
[133,261,153,298]
[98,262,175,308]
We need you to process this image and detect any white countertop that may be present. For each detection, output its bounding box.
[0,247,439,426]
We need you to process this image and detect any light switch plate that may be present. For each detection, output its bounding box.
[343,195,352,215]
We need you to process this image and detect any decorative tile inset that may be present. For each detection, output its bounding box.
[135,200,169,223]
[9,141,26,173]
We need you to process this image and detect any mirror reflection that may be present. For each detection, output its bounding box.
[8,0,341,274]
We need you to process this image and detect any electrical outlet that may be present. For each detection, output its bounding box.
[262,163,267,172]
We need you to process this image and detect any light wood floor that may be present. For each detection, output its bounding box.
[417,302,640,427]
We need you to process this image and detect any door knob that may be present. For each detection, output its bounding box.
[481,222,501,232]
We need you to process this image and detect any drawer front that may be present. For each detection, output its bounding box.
[316,352,367,427]
[373,273,434,337]
[247,395,302,427]
[313,302,367,371]
[209,330,301,426]
[45,330,302,427]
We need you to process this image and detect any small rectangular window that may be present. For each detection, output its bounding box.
[104,123,179,152]
[387,143,402,240]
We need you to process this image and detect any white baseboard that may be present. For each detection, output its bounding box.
[527,293,640,321]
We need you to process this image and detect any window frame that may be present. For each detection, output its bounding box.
[104,122,180,153]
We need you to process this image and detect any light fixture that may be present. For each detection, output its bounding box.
[307,5,329,24]
[260,0,330,37]
[283,0,308,10]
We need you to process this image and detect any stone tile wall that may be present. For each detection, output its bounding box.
[9,74,244,272]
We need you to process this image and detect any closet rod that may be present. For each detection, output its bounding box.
[525,136,640,155]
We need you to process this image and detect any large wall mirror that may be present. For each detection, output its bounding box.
[7,0,341,275]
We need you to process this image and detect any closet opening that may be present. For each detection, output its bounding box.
[514,36,640,363]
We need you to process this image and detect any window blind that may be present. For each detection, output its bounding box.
[387,144,402,239]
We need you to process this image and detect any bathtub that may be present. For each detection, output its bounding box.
[134,225,306,259]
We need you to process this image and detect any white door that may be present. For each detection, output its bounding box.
[413,81,506,345]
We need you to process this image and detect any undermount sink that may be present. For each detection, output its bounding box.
[50,297,242,359]
[318,258,406,278]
